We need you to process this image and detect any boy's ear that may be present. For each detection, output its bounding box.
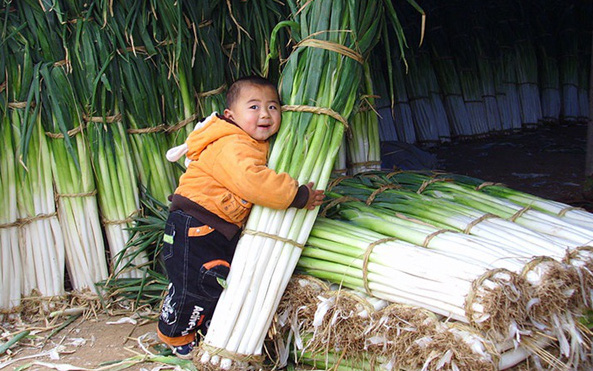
[223,108,233,119]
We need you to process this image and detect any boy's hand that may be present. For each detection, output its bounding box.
[305,182,325,210]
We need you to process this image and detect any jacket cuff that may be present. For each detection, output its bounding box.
[289,185,309,209]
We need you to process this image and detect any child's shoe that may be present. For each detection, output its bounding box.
[169,341,195,359]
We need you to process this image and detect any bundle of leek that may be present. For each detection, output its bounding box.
[326,174,590,363]
[514,28,543,128]
[385,47,416,144]
[0,61,22,311]
[346,63,381,175]
[299,216,530,342]
[0,121,23,312]
[197,1,384,369]
[5,11,65,302]
[558,7,579,123]
[299,216,587,367]
[274,275,567,371]
[429,25,474,139]
[67,18,145,279]
[387,171,593,247]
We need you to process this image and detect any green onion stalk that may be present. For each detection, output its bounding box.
[298,217,529,343]
[198,1,384,369]
[7,23,72,300]
[346,63,381,175]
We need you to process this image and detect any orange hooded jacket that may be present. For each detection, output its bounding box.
[170,115,308,239]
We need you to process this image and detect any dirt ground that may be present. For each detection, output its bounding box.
[1,122,591,371]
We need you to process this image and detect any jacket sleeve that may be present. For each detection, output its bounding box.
[209,137,302,210]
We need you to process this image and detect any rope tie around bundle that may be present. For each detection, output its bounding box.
[242,229,305,250]
[319,196,362,217]
[464,268,530,339]
[521,256,582,321]
[558,206,586,217]
[326,175,354,192]
[7,101,36,109]
[464,213,500,234]
[293,37,365,65]
[56,190,98,200]
[281,104,349,132]
[164,113,200,134]
[197,343,265,371]
[0,212,59,229]
[361,237,400,295]
[365,184,401,205]
[509,206,531,222]
[102,209,140,226]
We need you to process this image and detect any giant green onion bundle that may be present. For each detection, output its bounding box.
[274,275,503,371]
[0,50,22,310]
[4,44,65,296]
[67,17,146,280]
[496,23,523,132]
[14,109,65,299]
[429,25,474,139]
[197,1,384,369]
[0,114,22,311]
[513,25,543,128]
[346,63,381,175]
[386,171,593,247]
[299,216,531,342]
[558,18,580,123]
[385,47,416,143]
[328,176,571,260]
[475,38,503,133]
[403,50,440,144]
[300,215,589,367]
[422,49,451,143]
[536,20,561,124]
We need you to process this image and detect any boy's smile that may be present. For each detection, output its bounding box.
[223,84,282,141]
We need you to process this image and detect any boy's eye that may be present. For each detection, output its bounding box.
[249,105,259,110]
[269,105,278,110]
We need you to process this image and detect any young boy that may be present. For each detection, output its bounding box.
[157,75,325,358]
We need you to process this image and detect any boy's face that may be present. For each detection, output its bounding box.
[224,84,282,141]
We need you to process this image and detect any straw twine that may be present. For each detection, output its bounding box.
[242,228,305,250]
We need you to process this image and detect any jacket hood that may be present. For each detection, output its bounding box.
[186,114,247,161]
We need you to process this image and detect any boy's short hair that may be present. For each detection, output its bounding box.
[226,75,279,109]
